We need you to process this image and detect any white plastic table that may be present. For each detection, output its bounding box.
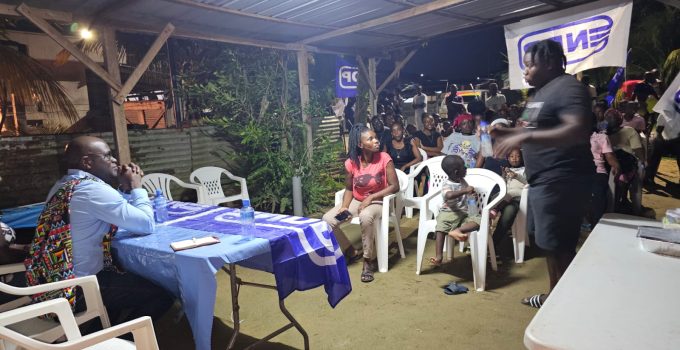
[524,213,680,350]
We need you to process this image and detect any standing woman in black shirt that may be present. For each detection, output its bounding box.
[493,39,595,308]
[384,120,422,173]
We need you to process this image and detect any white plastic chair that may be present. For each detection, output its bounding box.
[0,274,110,346]
[141,173,207,204]
[0,298,158,350]
[406,156,448,267]
[0,264,30,315]
[404,148,428,218]
[333,170,408,273]
[415,168,506,292]
[189,166,249,206]
[510,185,529,263]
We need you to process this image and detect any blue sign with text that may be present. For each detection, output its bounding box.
[336,57,358,98]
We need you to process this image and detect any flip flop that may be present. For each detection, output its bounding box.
[521,294,547,308]
[443,282,468,295]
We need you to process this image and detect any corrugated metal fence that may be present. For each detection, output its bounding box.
[0,127,230,208]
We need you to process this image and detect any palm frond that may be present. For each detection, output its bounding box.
[54,37,125,67]
[0,44,78,121]
[662,49,680,87]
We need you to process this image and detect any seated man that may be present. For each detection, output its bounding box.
[24,136,173,325]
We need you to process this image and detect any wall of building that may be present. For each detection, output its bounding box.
[5,30,103,125]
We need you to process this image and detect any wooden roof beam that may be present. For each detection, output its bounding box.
[383,0,487,23]
[535,0,565,8]
[297,0,467,45]
[16,3,122,92]
[0,3,72,22]
[113,23,175,104]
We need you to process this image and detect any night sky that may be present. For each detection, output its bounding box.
[401,25,509,87]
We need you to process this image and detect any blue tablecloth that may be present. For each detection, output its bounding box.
[113,201,351,350]
[0,203,44,228]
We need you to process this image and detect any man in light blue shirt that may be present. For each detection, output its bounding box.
[33,136,173,325]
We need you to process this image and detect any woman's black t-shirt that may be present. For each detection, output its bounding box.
[414,130,441,148]
[520,74,595,184]
[386,138,416,170]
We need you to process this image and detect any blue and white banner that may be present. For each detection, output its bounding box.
[504,0,632,89]
[336,57,358,98]
[654,72,680,123]
[163,202,352,306]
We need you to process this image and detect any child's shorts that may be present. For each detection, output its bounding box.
[435,210,481,233]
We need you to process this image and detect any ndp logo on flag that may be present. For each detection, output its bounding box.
[338,65,358,89]
[518,15,613,70]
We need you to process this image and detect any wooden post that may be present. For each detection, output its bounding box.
[368,58,377,116]
[101,27,131,164]
[10,93,18,135]
[297,50,313,157]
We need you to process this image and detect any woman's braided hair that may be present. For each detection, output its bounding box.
[348,124,370,167]
[526,39,566,72]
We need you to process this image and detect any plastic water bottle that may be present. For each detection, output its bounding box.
[467,196,479,217]
[480,121,493,157]
[153,189,169,223]
[240,199,255,237]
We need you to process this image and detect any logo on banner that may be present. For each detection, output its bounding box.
[338,66,358,89]
[675,90,680,114]
[336,58,358,98]
[518,15,613,69]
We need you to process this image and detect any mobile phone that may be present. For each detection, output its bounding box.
[334,210,351,221]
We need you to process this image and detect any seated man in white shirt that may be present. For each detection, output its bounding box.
[24,136,173,326]
[485,83,506,113]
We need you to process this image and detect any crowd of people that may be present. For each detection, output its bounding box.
[327,39,678,308]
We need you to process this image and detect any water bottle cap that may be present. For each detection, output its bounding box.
[242,199,250,207]
[155,189,162,196]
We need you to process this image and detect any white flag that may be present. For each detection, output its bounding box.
[653,72,680,124]
[504,0,632,89]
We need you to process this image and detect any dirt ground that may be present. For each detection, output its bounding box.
[156,159,680,350]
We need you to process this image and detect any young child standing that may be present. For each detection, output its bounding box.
[430,155,481,267]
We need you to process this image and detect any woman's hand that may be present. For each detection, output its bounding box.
[464,186,475,194]
[358,196,374,213]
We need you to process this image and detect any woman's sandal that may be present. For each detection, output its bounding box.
[521,294,547,308]
[360,261,376,283]
[429,257,443,267]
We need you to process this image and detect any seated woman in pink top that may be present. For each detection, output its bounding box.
[322,124,399,283]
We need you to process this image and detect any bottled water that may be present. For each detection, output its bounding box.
[479,121,493,157]
[467,196,479,217]
[153,189,169,223]
[240,199,255,237]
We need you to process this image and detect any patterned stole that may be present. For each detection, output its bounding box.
[24,177,119,310]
